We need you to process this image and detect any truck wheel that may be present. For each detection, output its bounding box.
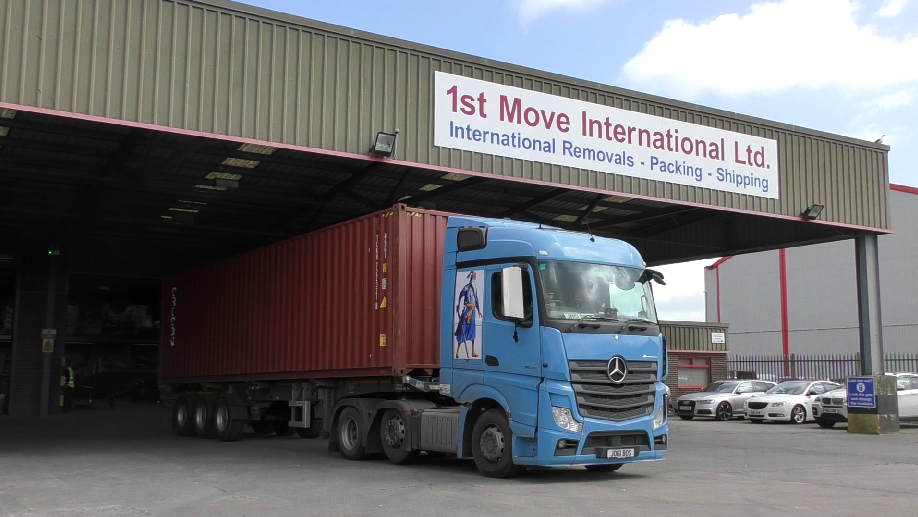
[273,420,297,437]
[173,396,196,436]
[817,419,836,428]
[214,396,244,442]
[471,409,523,478]
[250,421,274,435]
[380,409,419,465]
[296,420,324,439]
[337,407,367,460]
[193,397,215,438]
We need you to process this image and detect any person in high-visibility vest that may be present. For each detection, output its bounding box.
[60,359,75,412]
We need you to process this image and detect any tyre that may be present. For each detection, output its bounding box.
[337,407,368,460]
[749,418,763,424]
[816,418,836,428]
[250,421,274,435]
[715,402,733,421]
[471,408,523,478]
[678,415,694,421]
[296,420,324,439]
[213,396,244,442]
[172,396,196,436]
[380,409,419,465]
[790,405,807,424]
[273,420,297,437]
[585,464,623,473]
[193,397,215,438]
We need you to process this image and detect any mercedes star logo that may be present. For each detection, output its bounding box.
[607,356,628,384]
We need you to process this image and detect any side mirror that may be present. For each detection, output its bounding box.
[645,268,666,285]
[500,266,525,321]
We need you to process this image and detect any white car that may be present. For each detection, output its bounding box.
[816,373,918,428]
[744,380,842,424]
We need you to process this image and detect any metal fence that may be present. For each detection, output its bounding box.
[727,353,918,382]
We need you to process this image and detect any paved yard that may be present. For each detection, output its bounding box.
[1,404,916,516]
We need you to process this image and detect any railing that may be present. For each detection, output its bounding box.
[726,353,918,382]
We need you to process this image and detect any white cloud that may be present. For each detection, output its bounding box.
[513,0,609,23]
[652,259,718,322]
[877,0,908,17]
[621,0,918,98]
[868,90,913,109]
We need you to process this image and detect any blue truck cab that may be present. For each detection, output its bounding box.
[439,216,668,477]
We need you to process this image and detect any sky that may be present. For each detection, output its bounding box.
[244,0,918,321]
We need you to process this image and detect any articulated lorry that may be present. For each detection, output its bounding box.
[161,204,669,477]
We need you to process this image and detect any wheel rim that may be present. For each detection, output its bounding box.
[383,414,406,449]
[176,404,188,428]
[793,407,805,423]
[479,424,505,463]
[340,416,360,451]
[216,405,229,431]
[718,404,731,420]
[195,405,207,429]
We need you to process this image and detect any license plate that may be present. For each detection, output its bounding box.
[749,410,764,416]
[606,448,636,459]
[823,408,839,413]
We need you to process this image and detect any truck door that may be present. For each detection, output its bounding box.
[482,265,542,429]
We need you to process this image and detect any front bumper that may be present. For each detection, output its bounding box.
[817,407,849,422]
[519,380,668,467]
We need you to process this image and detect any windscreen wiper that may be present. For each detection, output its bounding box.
[569,314,618,330]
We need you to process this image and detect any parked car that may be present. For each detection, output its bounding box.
[675,380,776,421]
[744,380,842,424]
[815,373,918,428]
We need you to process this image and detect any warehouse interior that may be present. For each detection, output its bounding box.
[0,106,884,416]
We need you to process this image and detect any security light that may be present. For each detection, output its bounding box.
[370,131,398,158]
[801,204,825,220]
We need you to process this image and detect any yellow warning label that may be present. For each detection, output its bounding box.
[380,296,387,309]
[379,334,387,347]
[382,263,387,273]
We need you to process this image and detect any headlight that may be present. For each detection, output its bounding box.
[653,403,666,430]
[697,399,714,405]
[771,401,786,407]
[551,407,582,433]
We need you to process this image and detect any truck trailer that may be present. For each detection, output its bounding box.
[160,204,669,477]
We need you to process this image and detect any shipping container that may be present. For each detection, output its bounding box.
[159,205,448,383]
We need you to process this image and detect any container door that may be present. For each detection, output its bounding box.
[482,265,542,429]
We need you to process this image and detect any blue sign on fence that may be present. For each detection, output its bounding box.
[847,377,876,409]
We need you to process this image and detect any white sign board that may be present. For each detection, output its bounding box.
[434,72,779,199]
[711,332,726,344]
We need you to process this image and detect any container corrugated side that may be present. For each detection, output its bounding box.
[159,205,449,383]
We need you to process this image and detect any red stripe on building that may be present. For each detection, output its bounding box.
[778,249,790,375]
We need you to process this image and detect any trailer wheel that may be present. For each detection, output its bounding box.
[250,421,274,435]
[172,396,196,437]
[214,396,244,442]
[380,410,419,465]
[296,419,324,439]
[471,409,523,478]
[193,397,216,439]
[337,407,367,460]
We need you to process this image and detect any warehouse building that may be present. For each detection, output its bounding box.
[704,184,918,357]
[659,321,730,399]
[0,0,892,417]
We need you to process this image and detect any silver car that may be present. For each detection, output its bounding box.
[675,380,776,421]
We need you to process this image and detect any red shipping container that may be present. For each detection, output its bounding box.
[159,205,449,383]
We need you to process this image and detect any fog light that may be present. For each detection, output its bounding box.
[551,407,582,433]
[557,440,567,449]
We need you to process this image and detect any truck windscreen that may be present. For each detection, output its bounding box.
[538,261,658,323]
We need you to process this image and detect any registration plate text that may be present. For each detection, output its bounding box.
[606,448,636,459]
[823,408,839,413]
[749,410,764,416]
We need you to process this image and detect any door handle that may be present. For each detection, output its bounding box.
[485,355,499,367]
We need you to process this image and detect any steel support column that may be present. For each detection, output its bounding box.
[854,234,884,375]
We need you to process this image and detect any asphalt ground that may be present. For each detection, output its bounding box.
[1,403,917,517]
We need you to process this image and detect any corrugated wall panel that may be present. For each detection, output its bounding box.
[660,321,729,352]
[159,205,448,382]
[0,0,890,230]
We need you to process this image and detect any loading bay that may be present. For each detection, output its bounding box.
[1,404,916,517]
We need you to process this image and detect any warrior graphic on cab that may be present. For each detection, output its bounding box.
[454,270,484,359]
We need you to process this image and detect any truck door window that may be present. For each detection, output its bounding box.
[492,270,533,326]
